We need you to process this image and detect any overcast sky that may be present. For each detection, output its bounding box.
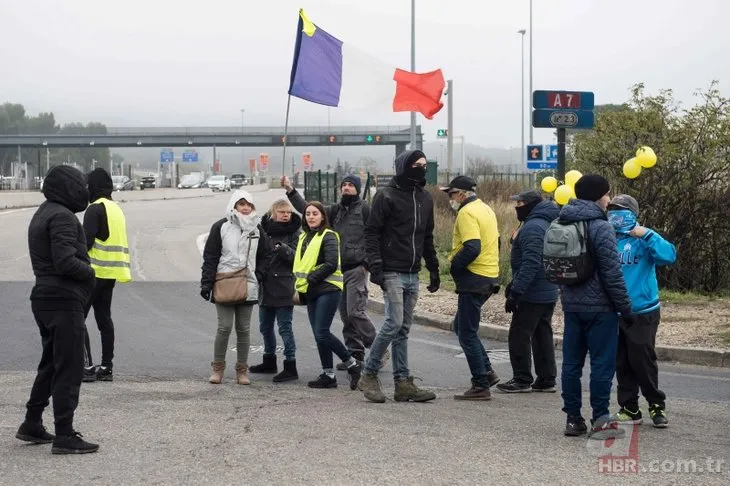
[2,0,728,151]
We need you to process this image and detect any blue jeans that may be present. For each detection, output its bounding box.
[364,272,419,381]
[259,306,296,361]
[454,292,491,388]
[561,311,619,422]
[306,291,350,370]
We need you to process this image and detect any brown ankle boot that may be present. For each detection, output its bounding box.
[235,362,250,385]
[209,361,225,384]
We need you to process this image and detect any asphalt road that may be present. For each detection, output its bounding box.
[0,191,728,485]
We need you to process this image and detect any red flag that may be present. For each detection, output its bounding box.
[392,68,446,119]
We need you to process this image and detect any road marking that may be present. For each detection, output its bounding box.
[0,207,33,216]
[130,231,147,281]
[196,233,208,256]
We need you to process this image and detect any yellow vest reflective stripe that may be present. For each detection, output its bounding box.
[293,229,343,293]
[88,198,132,283]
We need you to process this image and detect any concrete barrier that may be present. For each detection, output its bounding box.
[366,297,730,368]
[0,184,270,210]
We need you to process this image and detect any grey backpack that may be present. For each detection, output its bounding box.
[542,219,595,285]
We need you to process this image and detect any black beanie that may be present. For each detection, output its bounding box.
[87,168,113,201]
[574,174,610,202]
[341,174,362,195]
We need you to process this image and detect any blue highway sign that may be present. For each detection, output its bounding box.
[532,109,595,129]
[182,150,199,163]
[533,90,595,110]
[527,161,557,170]
[546,144,558,161]
[160,149,174,163]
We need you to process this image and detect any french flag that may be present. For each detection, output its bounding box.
[288,9,446,119]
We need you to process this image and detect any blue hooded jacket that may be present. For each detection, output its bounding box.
[557,199,632,314]
[510,199,560,303]
[614,229,676,314]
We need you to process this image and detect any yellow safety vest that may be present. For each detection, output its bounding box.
[293,229,343,293]
[88,198,132,283]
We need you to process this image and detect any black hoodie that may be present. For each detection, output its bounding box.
[28,165,95,309]
[83,168,114,250]
[364,149,439,274]
[257,212,302,307]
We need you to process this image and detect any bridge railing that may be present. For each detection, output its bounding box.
[1,125,416,137]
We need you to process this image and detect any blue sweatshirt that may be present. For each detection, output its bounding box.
[616,229,676,314]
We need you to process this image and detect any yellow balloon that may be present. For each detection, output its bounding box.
[565,170,583,188]
[554,184,575,206]
[623,158,642,179]
[635,146,657,168]
[540,176,558,193]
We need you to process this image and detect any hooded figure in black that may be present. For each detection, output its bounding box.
[81,168,119,382]
[17,165,100,454]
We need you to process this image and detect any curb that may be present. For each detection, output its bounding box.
[366,298,730,369]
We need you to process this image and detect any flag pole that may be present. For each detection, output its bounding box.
[282,94,292,178]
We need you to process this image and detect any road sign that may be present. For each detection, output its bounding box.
[182,150,198,162]
[533,90,595,110]
[546,144,558,162]
[160,149,173,163]
[437,129,448,138]
[527,144,543,162]
[527,161,558,170]
[532,109,595,129]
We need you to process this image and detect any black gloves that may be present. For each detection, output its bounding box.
[200,287,212,301]
[427,269,440,293]
[505,292,521,313]
[369,262,385,291]
[620,309,635,327]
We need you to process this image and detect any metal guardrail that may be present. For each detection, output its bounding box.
[1,125,415,137]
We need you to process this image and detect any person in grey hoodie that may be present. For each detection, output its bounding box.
[499,190,560,394]
[556,174,634,440]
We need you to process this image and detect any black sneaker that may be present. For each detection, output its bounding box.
[486,368,500,387]
[347,362,362,390]
[614,407,643,425]
[337,359,362,372]
[16,422,55,444]
[649,404,668,428]
[96,366,113,382]
[82,366,98,383]
[308,373,337,389]
[565,416,588,437]
[531,381,557,393]
[52,432,99,455]
[496,378,532,393]
[588,416,626,440]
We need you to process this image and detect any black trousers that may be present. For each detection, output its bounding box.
[617,309,666,409]
[507,301,557,385]
[25,304,85,436]
[84,278,116,368]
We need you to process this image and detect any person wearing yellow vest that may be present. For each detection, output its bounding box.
[441,176,502,400]
[294,201,362,389]
[81,168,131,383]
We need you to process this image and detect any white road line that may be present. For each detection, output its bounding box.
[130,231,147,281]
[196,232,208,256]
[0,208,33,216]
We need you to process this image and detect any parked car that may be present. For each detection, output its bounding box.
[207,175,231,192]
[139,176,156,189]
[112,175,135,191]
[230,174,247,189]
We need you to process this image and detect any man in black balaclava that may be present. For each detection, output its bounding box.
[81,168,131,383]
[280,173,377,371]
[17,165,99,454]
[498,190,560,394]
[357,149,440,403]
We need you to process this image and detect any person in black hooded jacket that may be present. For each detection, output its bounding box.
[357,149,440,404]
[16,165,99,454]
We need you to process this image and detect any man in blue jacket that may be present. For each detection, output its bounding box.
[607,194,676,428]
[557,174,634,440]
[498,190,559,394]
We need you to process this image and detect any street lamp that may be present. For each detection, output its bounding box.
[518,29,526,166]
[409,0,417,148]
[240,108,245,171]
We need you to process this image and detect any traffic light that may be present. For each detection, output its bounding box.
[366,134,382,143]
[329,135,336,143]
[437,129,448,138]
[281,136,287,143]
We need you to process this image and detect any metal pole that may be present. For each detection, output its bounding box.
[557,128,566,182]
[409,0,417,148]
[282,95,292,177]
[46,148,50,174]
[461,136,465,175]
[447,80,453,177]
[240,108,245,173]
[529,0,534,144]
[519,29,526,167]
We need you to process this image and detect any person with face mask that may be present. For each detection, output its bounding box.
[440,176,502,400]
[200,190,267,385]
[281,173,380,371]
[607,194,676,429]
[497,190,559,394]
[556,174,633,440]
[357,150,440,404]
